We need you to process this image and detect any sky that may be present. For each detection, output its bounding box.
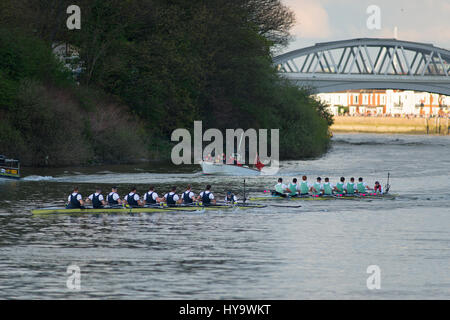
[281,0,450,53]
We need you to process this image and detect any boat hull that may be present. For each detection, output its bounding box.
[249,193,397,201]
[32,203,266,215]
[199,161,261,176]
[0,173,20,180]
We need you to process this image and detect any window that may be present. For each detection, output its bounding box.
[363,94,368,105]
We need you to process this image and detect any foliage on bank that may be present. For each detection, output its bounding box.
[0,0,332,166]
[0,30,147,166]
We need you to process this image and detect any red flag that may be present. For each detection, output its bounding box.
[255,155,265,171]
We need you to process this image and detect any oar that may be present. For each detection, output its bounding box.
[265,204,302,208]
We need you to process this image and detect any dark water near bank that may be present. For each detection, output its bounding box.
[1,133,449,299]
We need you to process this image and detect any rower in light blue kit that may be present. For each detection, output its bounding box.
[288,178,299,196]
[356,177,373,193]
[322,177,336,196]
[298,176,313,195]
[346,177,356,195]
[335,177,346,194]
[274,178,290,195]
[312,177,323,196]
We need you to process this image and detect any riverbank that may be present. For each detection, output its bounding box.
[331,116,450,135]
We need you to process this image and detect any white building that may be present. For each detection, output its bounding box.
[315,90,450,116]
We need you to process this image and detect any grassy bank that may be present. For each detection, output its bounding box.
[331,116,450,135]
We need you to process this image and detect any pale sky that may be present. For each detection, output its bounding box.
[281,0,450,53]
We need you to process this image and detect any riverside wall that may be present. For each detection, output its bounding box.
[331,116,450,135]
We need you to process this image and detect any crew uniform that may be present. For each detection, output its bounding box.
[356,181,369,193]
[335,182,346,193]
[125,192,140,207]
[288,182,298,196]
[107,191,120,206]
[312,181,323,196]
[346,182,357,195]
[144,191,159,204]
[298,180,313,195]
[67,192,83,209]
[224,192,238,203]
[274,182,288,195]
[182,190,195,204]
[199,190,214,206]
[322,182,335,195]
[88,192,105,209]
[163,192,180,207]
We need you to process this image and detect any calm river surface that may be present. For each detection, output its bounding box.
[0,133,449,299]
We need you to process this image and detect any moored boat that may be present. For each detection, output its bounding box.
[0,155,20,180]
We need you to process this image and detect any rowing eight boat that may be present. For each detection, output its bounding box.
[32,203,266,215]
[249,193,397,201]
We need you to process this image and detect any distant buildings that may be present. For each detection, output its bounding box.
[315,90,450,117]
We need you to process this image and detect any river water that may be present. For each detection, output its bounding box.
[0,133,449,299]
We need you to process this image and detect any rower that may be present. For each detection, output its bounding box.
[182,184,196,204]
[288,178,299,196]
[85,188,107,209]
[66,187,85,209]
[335,177,346,194]
[198,185,216,206]
[161,186,182,207]
[322,177,335,196]
[144,186,159,206]
[274,178,290,195]
[298,176,313,195]
[374,181,383,194]
[124,186,143,207]
[224,191,238,204]
[346,177,356,195]
[312,177,323,196]
[356,177,372,193]
[107,186,122,206]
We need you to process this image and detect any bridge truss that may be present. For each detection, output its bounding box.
[274,38,450,95]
